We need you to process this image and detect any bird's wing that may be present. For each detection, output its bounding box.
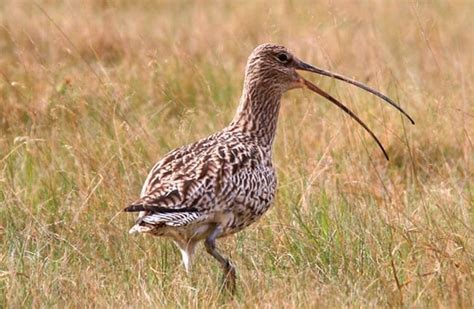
[138,135,221,196]
[125,136,261,227]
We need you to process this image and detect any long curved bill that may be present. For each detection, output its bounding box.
[296,61,415,161]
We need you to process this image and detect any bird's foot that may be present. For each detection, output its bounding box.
[220,260,237,295]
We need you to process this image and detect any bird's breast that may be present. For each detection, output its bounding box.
[219,166,277,235]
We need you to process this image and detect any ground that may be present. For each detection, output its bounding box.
[0,0,472,307]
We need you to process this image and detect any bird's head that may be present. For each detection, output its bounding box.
[244,43,415,160]
[244,44,301,93]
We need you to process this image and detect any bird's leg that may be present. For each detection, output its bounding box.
[204,225,236,294]
[175,240,198,274]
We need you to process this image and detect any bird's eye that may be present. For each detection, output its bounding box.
[277,53,290,63]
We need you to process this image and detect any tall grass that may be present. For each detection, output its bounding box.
[0,0,472,307]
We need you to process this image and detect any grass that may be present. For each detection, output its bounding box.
[0,0,472,307]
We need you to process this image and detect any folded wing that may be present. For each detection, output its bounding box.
[125,137,261,232]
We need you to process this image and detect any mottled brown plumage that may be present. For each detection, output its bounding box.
[124,43,414,293]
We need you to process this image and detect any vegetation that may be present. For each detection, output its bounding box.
[0,1,472,307]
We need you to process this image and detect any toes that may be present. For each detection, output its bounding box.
[221,260,237,294]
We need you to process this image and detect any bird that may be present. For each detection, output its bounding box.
[124,43,414,293]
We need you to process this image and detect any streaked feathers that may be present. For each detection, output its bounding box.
[141,212,202,226]
[125,44,295,292]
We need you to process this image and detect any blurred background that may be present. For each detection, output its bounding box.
[0,1,472,307]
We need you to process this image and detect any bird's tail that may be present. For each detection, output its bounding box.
[128,223,153,234]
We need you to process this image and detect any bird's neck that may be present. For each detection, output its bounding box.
[228,81,283,147]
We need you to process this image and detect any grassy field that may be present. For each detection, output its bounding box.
[0,0,472,307]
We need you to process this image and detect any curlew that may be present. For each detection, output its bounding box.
[124,43,414,293]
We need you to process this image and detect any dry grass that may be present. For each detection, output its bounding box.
[0,0,472,307]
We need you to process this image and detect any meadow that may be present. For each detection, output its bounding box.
[0,0,472,307]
